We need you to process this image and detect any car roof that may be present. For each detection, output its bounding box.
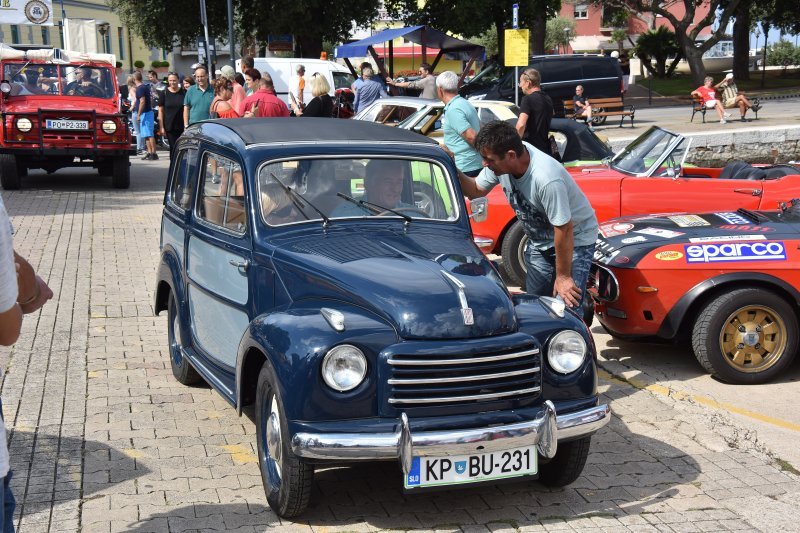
[201,117,439,146]
[368,97,439,106]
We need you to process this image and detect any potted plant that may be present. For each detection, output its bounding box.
[134,60,145,69]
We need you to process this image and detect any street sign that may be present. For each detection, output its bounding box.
[504,29,529,67]
[268,35,294,52]
[512,3,519,30]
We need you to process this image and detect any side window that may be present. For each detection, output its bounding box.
[478,107,500,126]
[582,60,617,79]
[542,61,582,84]
[168,148,198,210]
[410,161,456,220]
[197,152,247,233]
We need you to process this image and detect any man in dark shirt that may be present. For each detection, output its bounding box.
[134,71,158,160]
[515,68,554,157]
[573,85,594,130]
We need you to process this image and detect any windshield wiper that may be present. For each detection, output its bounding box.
[267,173,331,229]
[336,192,413,227]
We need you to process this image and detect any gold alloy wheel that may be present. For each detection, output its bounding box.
[719,305,787,373]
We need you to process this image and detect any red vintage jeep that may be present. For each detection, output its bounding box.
[0,45,132,189]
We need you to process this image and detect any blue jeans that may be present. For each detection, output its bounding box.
[131,111,144,151]
[524,243,594,309]
[0,471,14,533]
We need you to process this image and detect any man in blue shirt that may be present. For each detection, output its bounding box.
[352,67,387,113]
[134,71,157,160]
[436,71,482,176]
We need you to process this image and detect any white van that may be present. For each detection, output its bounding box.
[236,57,356,107]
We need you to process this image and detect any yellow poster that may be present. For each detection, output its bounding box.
[504,29,529,67]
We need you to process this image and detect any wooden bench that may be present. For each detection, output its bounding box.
[562,97,635,128]
[691,94,707,123]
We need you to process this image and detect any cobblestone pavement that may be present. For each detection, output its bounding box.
[0,163,799,532]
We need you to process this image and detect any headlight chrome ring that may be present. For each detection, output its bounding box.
[322,344,367,392]
[547,330,587,374]
[15,118,32,132]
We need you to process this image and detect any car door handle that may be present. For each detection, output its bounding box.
[228,259,250,273]
[733,188,762,196]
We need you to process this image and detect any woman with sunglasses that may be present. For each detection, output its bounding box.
[158,73,186,160]
[291,73,333,118]
[210,79,241,119]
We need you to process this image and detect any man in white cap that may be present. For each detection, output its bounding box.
[220,65,246,115]
[715,73,759,122]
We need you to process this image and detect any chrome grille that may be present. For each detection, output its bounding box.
[387,346,542,407]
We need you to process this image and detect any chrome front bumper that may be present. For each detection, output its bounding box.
[291,402,610,474]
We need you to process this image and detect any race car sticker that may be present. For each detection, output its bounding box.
[599,222,634,237]
[655,251,684,261]
[688,235,767,243]
[716,212,752,225]
[668,215,711,227]
[718,224,775,233]
[621,236,648,244]
[614,255,630,264]
[634,227,685,239]
[684,241,786,263]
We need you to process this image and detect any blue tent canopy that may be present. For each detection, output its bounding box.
[335,25,485,62]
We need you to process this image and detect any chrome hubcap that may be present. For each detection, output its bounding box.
[171,312,181,362]
[720,305,786,373]
[266,398,282,479]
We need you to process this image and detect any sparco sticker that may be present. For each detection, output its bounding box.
[634,227,685,239]
[688,235,767,243]
[684,241,786,263]
[668,215,710,227]
[655,251,684,261]
[621,236,647,244]
[716,212,751,225]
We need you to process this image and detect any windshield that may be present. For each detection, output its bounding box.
[466,62,508,86]
[610,127,680,175]
[258,157,458,226]
[3,62,115,98]
[332,71,356,91]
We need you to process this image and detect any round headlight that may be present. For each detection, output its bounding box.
[322,344,367,392]
[547,330,587,374]
[16,118,32,132]
[0,81,11,95]
[102,120,117,134]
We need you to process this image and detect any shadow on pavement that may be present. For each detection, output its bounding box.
[123,503,280,531]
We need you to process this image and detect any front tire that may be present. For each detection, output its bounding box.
[112,156,130,189]
[692,288,798,384]
[168,294,202,385]
[256,363,313,518]
[500,221,528,289]
[537,436,591,487]
[0,154,20,190]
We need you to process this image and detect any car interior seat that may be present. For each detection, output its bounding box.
[718,160,751,180]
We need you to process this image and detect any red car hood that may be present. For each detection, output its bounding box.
[5,96,118,114]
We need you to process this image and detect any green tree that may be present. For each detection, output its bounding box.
[596,0,743,85]
[767,39,800,67]
[634,27,682,78]
[384,0,562,62]
[545,17,576,54]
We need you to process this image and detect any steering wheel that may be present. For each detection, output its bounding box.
[377,207,429,218]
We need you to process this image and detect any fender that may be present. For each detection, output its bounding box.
[657,272,800,339]
[235,301,397,420]
[154,246,186,316]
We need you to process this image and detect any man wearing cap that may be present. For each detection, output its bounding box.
[220,65,246,115]
[715,73,759,122]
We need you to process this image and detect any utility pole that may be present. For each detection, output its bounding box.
[227,0,236,63]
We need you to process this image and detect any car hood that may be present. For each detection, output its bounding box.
[271,227,516,339]
[595,208,799,267]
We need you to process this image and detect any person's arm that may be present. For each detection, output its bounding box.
[0,303,22,346]
[183,105,190,127]
[516,113,529,138]
[457,170,491,200]
[158,105,165,133]
[353,89,361,111]
[714,79,725,90]
[552,221,581,308]
[14,252,53,314]
[460,127,478,147]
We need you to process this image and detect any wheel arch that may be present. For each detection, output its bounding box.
[236,342,268,415]
[154,249,184,316]
[657,272,800,340]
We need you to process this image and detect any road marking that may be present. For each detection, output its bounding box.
[220,444,258,465]
[598,369,800,433]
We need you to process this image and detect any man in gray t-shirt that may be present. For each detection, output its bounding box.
[458,121,598,310]
[387,62,437,99]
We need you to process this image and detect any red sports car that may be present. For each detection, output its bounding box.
[473,126,800,287]
[590,200,800,384]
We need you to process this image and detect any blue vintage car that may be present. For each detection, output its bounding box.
[154,118,610,517]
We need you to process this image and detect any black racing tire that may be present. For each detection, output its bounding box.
[168,293,202,385]
[255,362,314,518]
[537,436,591,487]
[500,220,528,289]
[692,288,798,384]
[112,156,130,189]
[0,154,20,190]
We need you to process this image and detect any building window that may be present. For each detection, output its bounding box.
[573,5,589,20]
[10,25,20,43]
[117,27,125,59]
[58,22,64,48]
[41,26,50,45]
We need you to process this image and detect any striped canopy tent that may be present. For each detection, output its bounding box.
[335,25,485,85]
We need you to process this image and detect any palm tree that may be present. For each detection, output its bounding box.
[635,27,683,78]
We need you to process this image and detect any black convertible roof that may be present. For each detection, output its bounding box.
[206,117,439,146]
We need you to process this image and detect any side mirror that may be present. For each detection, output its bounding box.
[469,197,488,222]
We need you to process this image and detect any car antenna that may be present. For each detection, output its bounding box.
[336,192,413,230]
[268,173,331,230]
